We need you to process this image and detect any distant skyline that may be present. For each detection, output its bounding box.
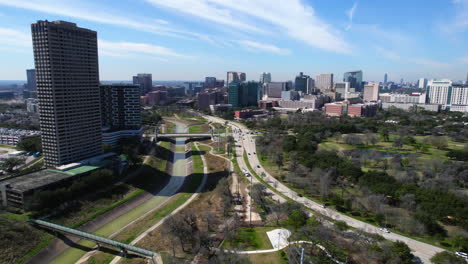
[0,0,467,82]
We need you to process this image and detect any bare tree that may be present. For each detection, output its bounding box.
[319,170,332,197]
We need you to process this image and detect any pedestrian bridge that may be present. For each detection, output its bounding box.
[30,219,161,263]
[157,133,212,138]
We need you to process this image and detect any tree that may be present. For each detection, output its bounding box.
[367,133,379,145]
[16,136,42,152]
[272,152,284,169]
[430,251,465,264]
[0,157,24,172]
[319,171,332,197]
[288,209,307,229]
[379,127,390,142]
[430,136,448,150]
[393,136,404,149]
[390,241,414,264]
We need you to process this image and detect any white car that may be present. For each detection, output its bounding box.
[455,252,468,259]
[379,228,390,233]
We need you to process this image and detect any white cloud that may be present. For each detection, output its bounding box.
[376,47,450,67]
[345,2,358,30]
[0,0,210,41]
[145,0,351,54]
[0,28,31,47]
[98,40,192,59]
[237,40,291,55]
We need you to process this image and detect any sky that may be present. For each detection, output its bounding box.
[0,0,467,83]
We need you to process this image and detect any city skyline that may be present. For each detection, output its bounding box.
[0,0,467,82]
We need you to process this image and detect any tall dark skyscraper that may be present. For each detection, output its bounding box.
[31,20,102,168]
[383,73,388,86]
[466,72,468,85]
[343,70,363,92]
[26,69,36,91]
[133,73,152,95]
[294,72,309,93]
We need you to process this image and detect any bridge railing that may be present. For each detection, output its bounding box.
[30,219,156,258]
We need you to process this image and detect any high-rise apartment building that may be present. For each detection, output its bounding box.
[133,73,152,95]
[100,84,141,130]
[343,70,363,92]
[363,82,379,102]
[316,73,333,91]
[384,73,388,86]
[26,69,36,91]
[418,78,428,89]
[31,20,102,168]
[259,72,271,83]
[227,72,246,85]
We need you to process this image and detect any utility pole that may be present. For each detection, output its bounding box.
[300,247,304,264]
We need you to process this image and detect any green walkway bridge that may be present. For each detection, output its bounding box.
[30,219,161,264]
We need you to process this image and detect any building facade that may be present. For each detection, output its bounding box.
[334,82,351,99]
[228,81,260,107]
[227,72,246,85]
[205,77,217,89]
[26,69,36,92]
[32,20,102,168]
[132,73,152,95]
[100,84,141,130]
[426,79,452,105]
[259,72,271,83]
[343,70,363,92]
[418,78,428,89]
[262,82,289,99]
[294,72,309,94]
[315,73,333,91]
[363,82,379,102]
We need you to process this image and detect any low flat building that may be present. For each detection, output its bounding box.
[209,104,232,113]
[324,101,378,117]
[382,102,441,112]
[234,110,266,119]
[0,128,40,146]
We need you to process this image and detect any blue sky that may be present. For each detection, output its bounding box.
[0,0,467,82]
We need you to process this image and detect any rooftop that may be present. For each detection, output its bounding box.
[0,163,106,192]
[1,169,75,193]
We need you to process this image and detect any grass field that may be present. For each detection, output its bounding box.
[222,226,275,250]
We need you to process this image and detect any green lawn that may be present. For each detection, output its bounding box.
[188,125,202,133]
[222,227,275,250]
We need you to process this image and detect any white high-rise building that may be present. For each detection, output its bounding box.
[315,73,334,91]
[418,78,428,89]
[259,72,271,83]
[427,79,452,105]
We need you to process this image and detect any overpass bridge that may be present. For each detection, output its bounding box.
[30,219,161,264]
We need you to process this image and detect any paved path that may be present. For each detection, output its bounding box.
[49,124,189,264]
[108,142,209,264]
[202,114,445,264]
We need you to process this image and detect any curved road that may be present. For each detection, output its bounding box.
[202,114,445,264]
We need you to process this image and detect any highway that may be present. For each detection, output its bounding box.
[202,114,445,264]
